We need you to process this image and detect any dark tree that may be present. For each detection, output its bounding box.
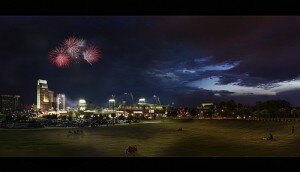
[254,100,291,118]
[127,114,133,121]
[118,115,126,120]
[189,108,199,116]
[68,115,73,121]
[5,115,13,121]
[84,114,91,119]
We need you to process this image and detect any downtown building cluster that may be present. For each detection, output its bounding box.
[36,79,66,113]
[77,96,170,119]
[35,79,170,119]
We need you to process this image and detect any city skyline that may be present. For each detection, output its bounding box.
[1,16,300,106]
[1,13,300,160]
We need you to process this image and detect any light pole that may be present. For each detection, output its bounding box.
[109,95,115,111]
[124,92,134,105]
[153,95,157,104]
[130,93,134,104]
[153,95,161,105]
[123,93,129,104]
[108,95,116,125]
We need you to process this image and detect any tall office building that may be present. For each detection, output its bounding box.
[0,95,21,112]
[37,79,51,111]
[48,90,55,109]
[49,90,54,103]
[56,94,66,111]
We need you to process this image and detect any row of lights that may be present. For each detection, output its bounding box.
[77,94,161,109]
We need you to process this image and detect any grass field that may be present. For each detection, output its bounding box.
[0,119,299,157]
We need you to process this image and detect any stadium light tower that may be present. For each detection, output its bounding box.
[130,93,134,104]
[124,92,134,104]
[138,98,146,105]
[108,95,116,110]
[123,93,128,104]
[153,95,161,105]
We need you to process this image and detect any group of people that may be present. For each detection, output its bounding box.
[262,133,275,141]
[125,145,138,155]
[68,129,83,135]
[266,133,274,140]
[263,126,295,141]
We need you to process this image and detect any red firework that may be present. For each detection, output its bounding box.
[49,48,71,68]
[82,45,101,64]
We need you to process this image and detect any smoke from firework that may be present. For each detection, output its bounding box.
[65,97,78,108]
[49,36,101,68]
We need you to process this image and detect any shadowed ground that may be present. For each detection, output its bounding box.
[0,119,299,157]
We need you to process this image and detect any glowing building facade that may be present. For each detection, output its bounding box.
[78,99,87,111]
[48,90,55,110]
[37,79,51,111]
[56,94,66,111]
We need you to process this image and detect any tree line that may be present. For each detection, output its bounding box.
[167,99,300,118]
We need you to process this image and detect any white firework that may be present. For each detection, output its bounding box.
[63,37,86,60]
[83,51,93,65]
[77,39,86,48]
[82,45,100,65]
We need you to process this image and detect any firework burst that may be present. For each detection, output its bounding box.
[49,48,71,68]
[83,45,101,64]
[49,36,102,68]
[77,38,86,48]
[62,36,85,59]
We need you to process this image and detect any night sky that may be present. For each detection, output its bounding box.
[1,16,300,107]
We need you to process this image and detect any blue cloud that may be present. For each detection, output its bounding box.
[198,61,240,72]
[146,56,242,95]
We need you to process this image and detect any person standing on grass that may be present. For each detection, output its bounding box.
[267,133,273,140]
[292,126,295,134]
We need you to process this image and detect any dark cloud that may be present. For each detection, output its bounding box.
[144,17,300,86]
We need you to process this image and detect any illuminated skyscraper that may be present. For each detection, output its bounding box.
[56,94,66,111]
[37,79,51,111]
[49,90,54,103]
[48,90,55,109]
[78,99,87,111]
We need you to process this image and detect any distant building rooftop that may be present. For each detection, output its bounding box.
[202,103,214,107]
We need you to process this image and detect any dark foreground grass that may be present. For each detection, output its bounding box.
[0,119,299,157]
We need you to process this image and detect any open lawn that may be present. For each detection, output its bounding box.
[0,119,299,157]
